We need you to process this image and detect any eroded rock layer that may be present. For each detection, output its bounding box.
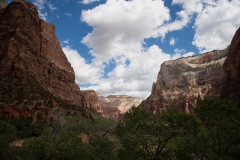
[221,27,240,105]
[139,49,228,113]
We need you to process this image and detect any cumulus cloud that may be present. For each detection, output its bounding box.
[192,0,240,52]
[172,0,240,52]
[62,46,103,84]
[79,0,100,4]
[80,46,195,99]
[78,0,203,99]
[81,0,170,61]
[169,37,177,46]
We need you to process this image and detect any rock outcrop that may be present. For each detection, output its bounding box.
[139,49,228,114]
[98,95,142,119]
[0,0,7,9]
[0,0,142,119]
[0,0,81,104]
[0,0,99,118]
[221,27,240,105]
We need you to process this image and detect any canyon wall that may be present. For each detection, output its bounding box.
[221,27,240,105]
[139,49,228,113]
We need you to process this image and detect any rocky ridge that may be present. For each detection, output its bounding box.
[139,49,228,113]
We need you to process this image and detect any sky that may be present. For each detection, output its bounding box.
[7,0,240,99]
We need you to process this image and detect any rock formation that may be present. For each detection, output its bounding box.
[98,95,142,119]
[0,0,81,105]
[0,0,99,118]
[139,49,228,114]
[0,0,141,119]
[0,0,7,9]
[221,27,240,105]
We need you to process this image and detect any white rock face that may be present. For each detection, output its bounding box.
[98,95,142,118]
[140,49,228,114]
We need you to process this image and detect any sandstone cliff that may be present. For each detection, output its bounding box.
[98,95,142,119]
[0,0,81,104]
[221,27,240,105]
[139,49,228,113]
[0,0,99,118]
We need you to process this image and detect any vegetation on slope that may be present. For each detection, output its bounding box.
[0,98,240,159]
[0,75,96,117]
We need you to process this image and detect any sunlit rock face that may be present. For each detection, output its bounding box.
[221,27,240,105]
[139,49,228,114]
[98,95,142,119]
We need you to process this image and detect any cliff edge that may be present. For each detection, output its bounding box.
[221,27,240,105]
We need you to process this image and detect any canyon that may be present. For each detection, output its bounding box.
[0,0,141,119]
[0,0,240,120]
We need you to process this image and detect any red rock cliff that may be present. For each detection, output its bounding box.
[139,49,228,113]
[221,27,240,105]
[0,0,99,113]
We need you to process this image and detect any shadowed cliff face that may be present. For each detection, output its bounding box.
[0,0,81,104]
[139,49,228,114]
[0,0,100,118]
[221,27,240,105]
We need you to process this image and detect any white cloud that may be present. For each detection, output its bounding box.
[169,37,177,46]
[48,3,57,12]
[64,13,72,17]
[32,0,47,20]
[79,0,200,99]
[81,45,195,99]
[31,0,58,20]
[79,0,100,4]
[32,0,45,10]
[81,0,170,61]
[172,0,240,52]
[62,46,103,84]
[172,0,203,14]
[63,39,70,44]
[192,0,240,52]
[38,12,48,21]
[172,48,195,60]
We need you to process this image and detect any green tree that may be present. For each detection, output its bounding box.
[89,135,118,160]
[20,132,92,160]
[0,120,17,160]
[117,107,200,160]
[194,98,240,159]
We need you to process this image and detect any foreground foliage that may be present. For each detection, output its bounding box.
[1,98,240,159]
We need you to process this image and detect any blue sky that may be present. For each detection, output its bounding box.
[8,0,240,99]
